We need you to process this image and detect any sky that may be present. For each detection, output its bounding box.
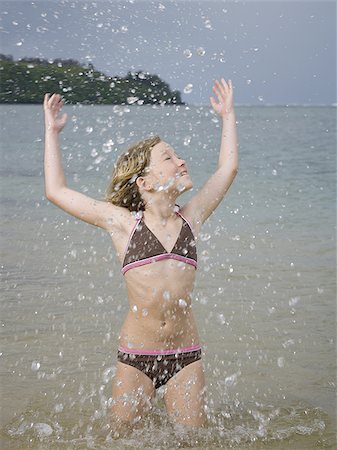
[1,0,336,106]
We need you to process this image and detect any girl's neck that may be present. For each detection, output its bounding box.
[143,200,178,223]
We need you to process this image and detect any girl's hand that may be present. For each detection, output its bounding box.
[43,93,68,133]
[210,78,234,118]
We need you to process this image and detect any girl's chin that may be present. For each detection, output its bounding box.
[176,180,193,193]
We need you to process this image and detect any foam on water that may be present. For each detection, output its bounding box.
[3,394,332,449]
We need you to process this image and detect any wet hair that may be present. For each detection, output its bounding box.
[104,135,161,211]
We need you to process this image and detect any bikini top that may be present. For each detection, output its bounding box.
[121,204,197,275]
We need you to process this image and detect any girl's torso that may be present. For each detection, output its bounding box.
[107,205,202,350]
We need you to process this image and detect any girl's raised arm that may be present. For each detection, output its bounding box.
[182,78,239,226]
[43,93,126,232]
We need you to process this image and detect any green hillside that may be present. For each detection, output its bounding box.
[0,55,184,105]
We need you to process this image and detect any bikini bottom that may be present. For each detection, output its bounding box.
[117,345,202,390]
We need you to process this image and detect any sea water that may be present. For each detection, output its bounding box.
[0,104,335,448]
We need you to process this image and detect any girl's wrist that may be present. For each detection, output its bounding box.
[221,109,235,120]
[45,126,59,136]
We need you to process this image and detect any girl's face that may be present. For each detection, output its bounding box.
[147,141,193,194]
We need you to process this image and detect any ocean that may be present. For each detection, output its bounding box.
[0,103,335,449]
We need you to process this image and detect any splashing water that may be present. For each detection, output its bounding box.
[183,84,193,94]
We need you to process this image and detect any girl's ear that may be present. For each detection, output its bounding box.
[136,176,152,192]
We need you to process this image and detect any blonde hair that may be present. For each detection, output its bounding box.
[105,135,161,211]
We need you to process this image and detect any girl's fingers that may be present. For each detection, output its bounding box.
[221,78,229,90]
[47,93,56,107]
[48,93,62,108]
[212,85,221,99]
[215,79,226,96]
[44,93,51,106]
[213,82,225,101]
[210,96,217,106]
[213,78,232,103]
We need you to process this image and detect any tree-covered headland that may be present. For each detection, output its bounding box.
[0,54,185,105]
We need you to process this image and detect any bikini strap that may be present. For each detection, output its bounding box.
[122,211,142,263]
[174,204,196,238]
[135,210,143,220]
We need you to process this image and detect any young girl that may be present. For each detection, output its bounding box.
[43,78,238,430]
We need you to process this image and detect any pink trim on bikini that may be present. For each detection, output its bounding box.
[118,343,202,355]
[121,253,197,275]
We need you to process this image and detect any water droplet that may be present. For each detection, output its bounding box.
[163,291,170,301]
[36,26,48,33]
[127,96,139,104]
[54,403,64,413]
[183,49,192,58]
[178,299,187,308]
[217,313,226,325]
[183,136,191,146]
[177,183,186,193]
[163,177,175,190]
[85,126,93,134]
[289,296,300,306]
[200,233,211,242]
[197,47,205,56]
[224,371,239,387]
[277,356,285,368]
[131,304,138,312]
[102,366,116,384]
[120,25,128,32]
[272,169,278,176]
[102,139,114,153]
[16,41,23,46]
[94,156,104,165]
[246,79,252,85]
[128,174,138,184]
[34,423,53,437]
[31,361,40,371]
[142,308,148,317]
[203,18,213,29]
[183,83,193,94]
[258,95,264,102]
[282,339,295,348]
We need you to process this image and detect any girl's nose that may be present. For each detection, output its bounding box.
[176,155,186,165]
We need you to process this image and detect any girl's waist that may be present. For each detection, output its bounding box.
[117,343,202,356]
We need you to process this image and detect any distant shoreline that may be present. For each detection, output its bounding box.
[0,55,185,105]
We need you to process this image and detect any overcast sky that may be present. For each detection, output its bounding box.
[1,0,336,105]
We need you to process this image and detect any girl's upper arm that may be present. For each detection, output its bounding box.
[183,165,238,226]
[46,187,127,231]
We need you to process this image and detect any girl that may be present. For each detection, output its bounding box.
[43,78,238,431]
